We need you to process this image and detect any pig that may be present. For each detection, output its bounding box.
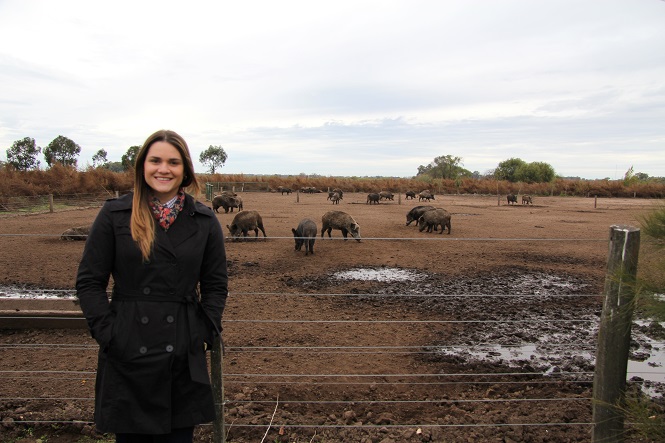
[418,208,451,234]
[226,210,266,240]
[321,211,361,242]
[522,195,533,205]
[405,205,436,226]
[328,189,344,200]
[60,225,91,241]
[507,194,518,205]
[277,186,292,195]
[366,193,380,204]
[405,190,416,200]
[292,218,317,255]
[379,191,394,201]
[212,194,243,213]
[330,192,341,204]
[234,195,244,210]
[418,190,435,202]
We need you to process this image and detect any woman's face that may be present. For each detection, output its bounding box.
[143,141,185,202]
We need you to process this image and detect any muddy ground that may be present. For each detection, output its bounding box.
[0,192,663,442]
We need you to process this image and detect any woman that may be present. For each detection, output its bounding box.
[76,130,228,442]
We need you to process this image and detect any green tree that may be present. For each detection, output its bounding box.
[6,137,41,170]
[199,145,228,174]
[416,155,470,179]
[515,161,556,183]
[495,158,555,183]
[494,158,526,182]
[105,161,125,172]
[623,166,638,186]
[635,172,650,182]
[43,135,81,167]
[92,149,108,168]
[121,145,141,170]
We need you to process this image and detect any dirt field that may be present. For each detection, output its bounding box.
[0,192,662,442]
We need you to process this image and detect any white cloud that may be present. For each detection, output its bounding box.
[0,0,664,179]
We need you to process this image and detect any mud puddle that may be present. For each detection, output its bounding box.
[331,266,665,397]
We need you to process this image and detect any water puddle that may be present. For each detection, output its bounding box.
[0,285,75,299]
[334,267,425,282]
[3,275,664,397]
[327,267,663,396]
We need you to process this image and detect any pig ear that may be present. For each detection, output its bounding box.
[292,228,297,235]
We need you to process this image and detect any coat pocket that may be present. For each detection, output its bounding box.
[196,304,219,349]
[106,302,133,360]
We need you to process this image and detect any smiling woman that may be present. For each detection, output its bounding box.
[75,129,229,443]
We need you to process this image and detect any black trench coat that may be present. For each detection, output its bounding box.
[76,192,228,434]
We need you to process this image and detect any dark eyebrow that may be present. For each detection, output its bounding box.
[147,155,182,162]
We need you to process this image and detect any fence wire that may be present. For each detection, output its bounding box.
[0,209,658,441]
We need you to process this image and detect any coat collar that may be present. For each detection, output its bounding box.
[109,192,213,256]
[108,192,211,217]
[159,194,207,253]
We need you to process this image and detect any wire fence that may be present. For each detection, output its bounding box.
[2,287,660,442]
[0,192,113,217]
[0,225,660,441]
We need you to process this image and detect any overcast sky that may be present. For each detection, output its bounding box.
[1,0,664,179]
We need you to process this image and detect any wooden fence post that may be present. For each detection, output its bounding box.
[211,335,225,443]
[49,194,54,213]
[592,225,640,443]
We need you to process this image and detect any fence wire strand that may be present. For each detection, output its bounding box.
[0,210,658,439]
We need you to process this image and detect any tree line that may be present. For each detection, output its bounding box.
[4,136,228,174]
[5,136,662,184]
[416,154,662,184]
[417,154,555,183]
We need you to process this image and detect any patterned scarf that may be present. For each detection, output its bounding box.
[149,189,186,231]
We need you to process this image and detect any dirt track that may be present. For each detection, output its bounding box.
[0,192,661,442]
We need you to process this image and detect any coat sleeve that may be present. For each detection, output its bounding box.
[76,203,116,350]
[198,210,228,338]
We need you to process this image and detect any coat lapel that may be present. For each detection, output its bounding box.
[167,211,199,250]
[165,196,201,250]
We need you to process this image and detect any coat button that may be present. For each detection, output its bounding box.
[141,316,149,324]
[139,346,147,354]
[169,290,175,295]
[142,287,151,295]
[166,315,174,323]
[166,345,174,352]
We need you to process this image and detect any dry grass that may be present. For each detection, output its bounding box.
[1,166,664,199]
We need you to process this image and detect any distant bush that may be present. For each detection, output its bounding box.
[1,166,664,199]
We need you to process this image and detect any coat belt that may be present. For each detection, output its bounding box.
[111,289,210,385]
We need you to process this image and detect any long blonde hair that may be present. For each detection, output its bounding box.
[131,130,200,261]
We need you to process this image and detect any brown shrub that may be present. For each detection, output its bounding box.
[2,166,664,199]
